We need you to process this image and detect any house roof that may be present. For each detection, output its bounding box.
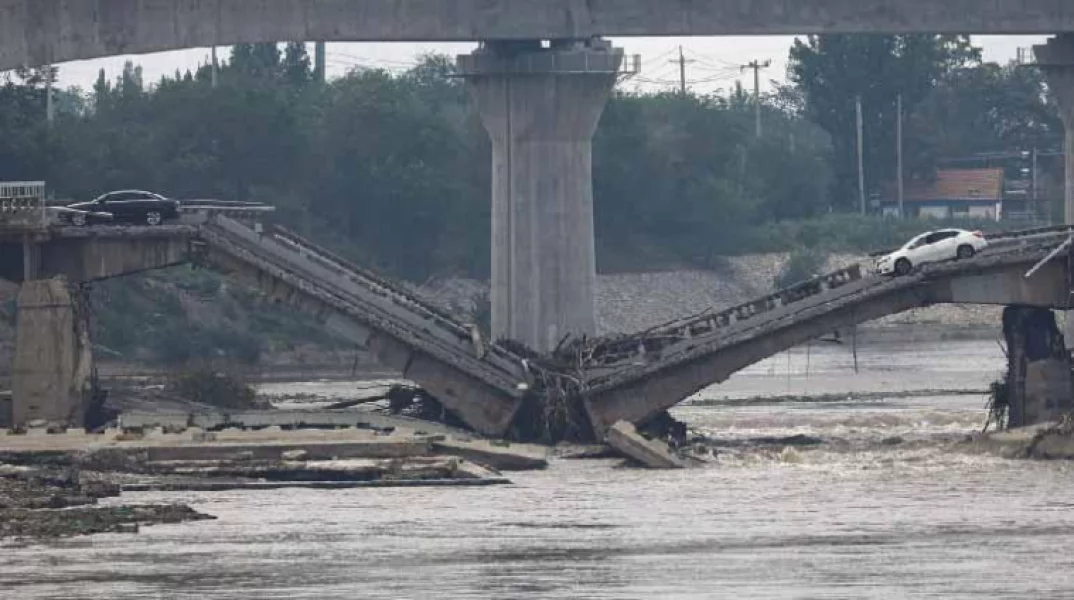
[902,168,1005,203]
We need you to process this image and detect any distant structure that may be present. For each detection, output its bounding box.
[882,169,1004,221]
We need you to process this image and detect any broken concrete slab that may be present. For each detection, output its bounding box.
[119,409,474,437]
[605,421,687,469]
[120,478,510,492]
[138,438,434,463]
[431,439,548,471]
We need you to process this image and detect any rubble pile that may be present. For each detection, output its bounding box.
[0,465,213,540]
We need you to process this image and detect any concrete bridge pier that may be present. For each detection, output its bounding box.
[11,278,94,429]
[1035,35,1074,351]
[458,39,623,351]
[1003,306,1073,428]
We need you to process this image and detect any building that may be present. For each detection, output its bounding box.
[882,168,1004,221]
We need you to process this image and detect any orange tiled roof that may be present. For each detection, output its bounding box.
[903,168,1005,203]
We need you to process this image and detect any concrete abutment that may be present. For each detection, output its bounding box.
[11,278,94,429]
[459,39,622,352]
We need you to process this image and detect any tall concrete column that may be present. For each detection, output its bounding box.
[458,39,623,351]
[1035,36,1074,350]
[1036,35,1074,225]
[12,278,93,428]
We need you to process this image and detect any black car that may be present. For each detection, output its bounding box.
[68,190,180,226]
[49,205,114,227]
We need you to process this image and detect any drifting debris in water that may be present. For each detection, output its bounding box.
[983,376,1010,433]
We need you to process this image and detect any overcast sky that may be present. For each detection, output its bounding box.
[54,35,1046,95]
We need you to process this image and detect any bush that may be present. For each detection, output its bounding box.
[775,248,828,290]
[166,365,258,410]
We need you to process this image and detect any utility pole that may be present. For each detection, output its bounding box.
[1032,147,1040,221]
[315,42,327,83]
[45,64,53,125]
[741,59,771,137]
[211,46,218,88]
[669,46,694,95]
[856,95,866,215]
[896,93,904,218]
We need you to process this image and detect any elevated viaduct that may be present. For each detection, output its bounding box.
[5,0,1074,353]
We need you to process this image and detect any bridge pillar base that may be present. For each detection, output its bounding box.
[459,40,623,351]
[11,278,94,429]
[1003,306,1073,428]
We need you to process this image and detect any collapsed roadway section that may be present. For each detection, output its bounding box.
[5,210,1074,442]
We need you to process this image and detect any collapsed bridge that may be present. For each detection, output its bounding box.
[3,202,1073,440]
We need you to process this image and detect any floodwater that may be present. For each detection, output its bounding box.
[6,340,1074,599]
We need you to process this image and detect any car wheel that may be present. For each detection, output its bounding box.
[71,212,87,227]
[145,211,163,226]
[894,258,912,276]
[957,244,975,260]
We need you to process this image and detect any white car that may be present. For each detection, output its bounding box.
[875,228,988,276]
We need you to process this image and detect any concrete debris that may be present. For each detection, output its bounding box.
[119,478,510,492]
[0,466,213,540]
[119,409,473,438]
[605,420,687,469]
[431,438,548,471]
[553,444,619,460]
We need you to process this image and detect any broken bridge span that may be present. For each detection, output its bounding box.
[3,207,1074,440]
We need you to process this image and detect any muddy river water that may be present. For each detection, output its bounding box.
[6,340,1074,599]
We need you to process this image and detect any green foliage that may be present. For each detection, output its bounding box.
[166,365,257,410]
[89,269,335,365]
[909,62,1062,171]
[790,34,980,207]
[742,213,1009,255]
[775,249,828,290]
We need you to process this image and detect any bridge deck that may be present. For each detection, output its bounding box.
[190,216,531,435]
[7,214,1072,437]
[579,230,1074,431]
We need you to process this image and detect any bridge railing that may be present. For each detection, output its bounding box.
[560,263,865,367]
[0,181,46,226]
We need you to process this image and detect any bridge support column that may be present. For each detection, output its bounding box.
[1003,306,1073,428]
[458,39,623,351]
[1035,36,1074,350]
[11,278,93,429]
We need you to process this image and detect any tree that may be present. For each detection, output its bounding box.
[282,42,312,86]
[910,61,1062,161]
[789,34,980,209]
[230,43,282,79]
